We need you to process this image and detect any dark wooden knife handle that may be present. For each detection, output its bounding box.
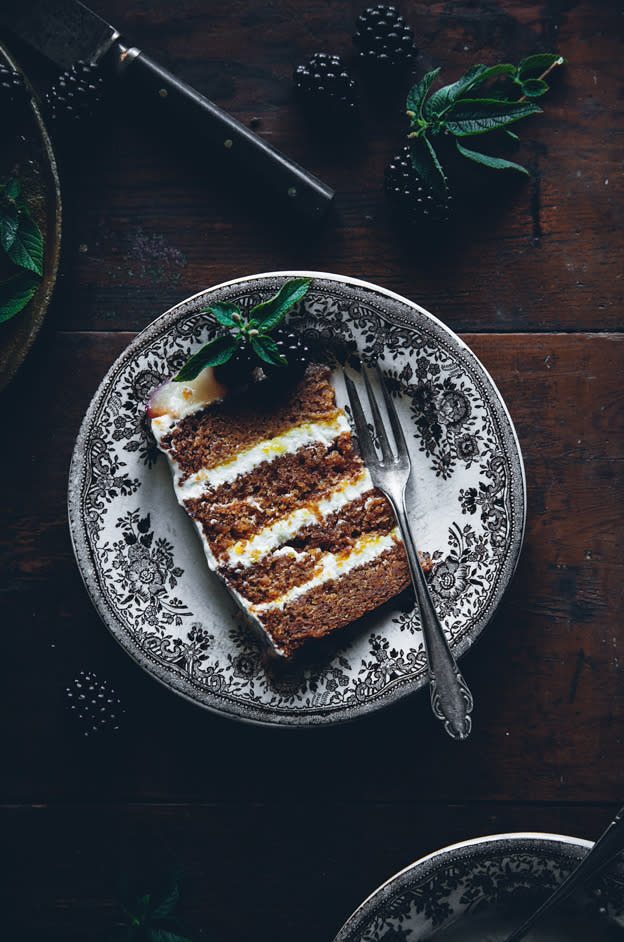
[111,44,335,222]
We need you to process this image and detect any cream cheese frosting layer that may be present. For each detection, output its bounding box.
[248,528,402,614]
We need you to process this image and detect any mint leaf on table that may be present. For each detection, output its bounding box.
[6,207,44,275]
[518,53,564,78]
[111,867,199,942]
[409,135,448,196]
[423,63,516,119]
[406,67,440,119]
[148,880,181,921]
[455,139,529,173]
[443,98,542,136]
[0,176,45,323]
[0,201,19,252]
[519,77,549,98]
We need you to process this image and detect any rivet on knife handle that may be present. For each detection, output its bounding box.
[113,44,335,222]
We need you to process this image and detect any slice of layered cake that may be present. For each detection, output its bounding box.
[149,362,430,658]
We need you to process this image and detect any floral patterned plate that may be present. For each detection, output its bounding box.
[68,271,526,726]
[332,832,624,940]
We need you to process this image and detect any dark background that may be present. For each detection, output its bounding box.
[1,1,622,939]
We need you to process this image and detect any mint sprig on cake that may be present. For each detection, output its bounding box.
[175,277,312,386]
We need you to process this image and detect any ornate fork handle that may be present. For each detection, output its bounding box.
[391,494,473,740]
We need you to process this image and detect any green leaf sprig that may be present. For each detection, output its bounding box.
[0,176,44,324]
[111,867,197,942]
[174,276,312,382]
[404,53,565,192]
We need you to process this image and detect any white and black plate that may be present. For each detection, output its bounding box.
[68,271,526,726]
[333,832,624,940]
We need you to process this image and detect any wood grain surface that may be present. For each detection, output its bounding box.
[1,0,622,939]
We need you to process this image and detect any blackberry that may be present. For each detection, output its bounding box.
[66,670,125,737]
[44,60,105,131]
[353,4,416,74]
[384,145,453,227]
[0,63,30,118]
[294,52,358,123]
[214,345,258,388]
[264,327,310,380]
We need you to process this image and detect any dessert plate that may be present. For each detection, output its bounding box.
[0,43,62,393]
[332,833,624,940]
[68,271,526,727]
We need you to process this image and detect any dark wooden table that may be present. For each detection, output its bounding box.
[2,1,623,939]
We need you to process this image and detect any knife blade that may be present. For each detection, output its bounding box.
[1,0,335,223]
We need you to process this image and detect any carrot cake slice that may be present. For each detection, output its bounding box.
[148,363,425,658]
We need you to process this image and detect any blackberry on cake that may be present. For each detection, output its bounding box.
[385,145,453,226]
[263,327,310,380]
[294,52,359,123]
[353,4,416,75]
[213,346,258,388]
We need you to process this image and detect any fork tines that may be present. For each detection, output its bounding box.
[343,364,409,471]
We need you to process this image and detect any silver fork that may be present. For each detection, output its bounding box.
[343,365,473,740]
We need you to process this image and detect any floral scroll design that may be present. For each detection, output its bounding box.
[100,510,190,630]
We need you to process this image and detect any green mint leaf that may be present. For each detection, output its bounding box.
[406,67,440,120]
[444,98,542,135]
[455,139,528,174]
[424,63,515,117]
[7,209,44,275]
[0,271,39,323]
[125,892,151,925]
[204,301,241,328]
[174,335,238,380]
[249,277,312,330]
[251,334,287,366]
[408,137,448,198]
[518,53,564,78]
[423,64,487,116]
[422,137,448,193]
[149,881,180,921]
[0,202,19,251]
[520,77,549,98]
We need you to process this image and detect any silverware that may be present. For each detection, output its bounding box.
[343,365,473,740]
[0,0,335,223]
[502,806,624,942]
